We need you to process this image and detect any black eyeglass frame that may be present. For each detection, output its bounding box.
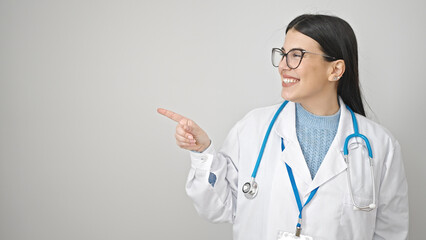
[271,48,337,69]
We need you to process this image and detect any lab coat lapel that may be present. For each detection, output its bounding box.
[305,98,352,195]
[274,101,313,186]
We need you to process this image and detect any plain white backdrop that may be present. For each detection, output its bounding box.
[1,0,425,239]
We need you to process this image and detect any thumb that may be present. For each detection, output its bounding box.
[180,118,203,138]
[185,119,201,135]
[179,118,195,133]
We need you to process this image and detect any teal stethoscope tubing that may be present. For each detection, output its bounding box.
[245,101,376,212]
[251,100,289,178]
[344,105,376,211]
[344,105,373,158]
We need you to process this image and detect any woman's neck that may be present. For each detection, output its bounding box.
[298,96,340,116]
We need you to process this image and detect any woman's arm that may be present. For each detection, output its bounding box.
[185,124,240,223]
[373,141,409,239]
[157,107,240,223]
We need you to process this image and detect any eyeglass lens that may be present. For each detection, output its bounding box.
[271,49,303,69]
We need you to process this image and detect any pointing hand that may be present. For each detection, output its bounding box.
[157,108,211,152]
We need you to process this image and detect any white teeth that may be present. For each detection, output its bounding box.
[283,78,299,83]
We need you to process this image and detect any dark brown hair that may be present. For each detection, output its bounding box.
[286,14,365,116]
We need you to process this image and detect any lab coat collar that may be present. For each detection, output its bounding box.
[274,97,352,195]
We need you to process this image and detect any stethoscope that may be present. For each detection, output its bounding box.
[242,101,376,211]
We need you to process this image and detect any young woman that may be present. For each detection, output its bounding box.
[158,14,409,240]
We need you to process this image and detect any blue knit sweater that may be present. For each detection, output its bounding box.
[295,103,340,179]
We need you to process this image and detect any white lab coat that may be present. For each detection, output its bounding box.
[186,98,409,240]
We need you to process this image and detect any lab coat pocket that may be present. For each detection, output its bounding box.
[339,194,377,239]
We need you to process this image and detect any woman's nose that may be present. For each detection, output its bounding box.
[278,56,289,71]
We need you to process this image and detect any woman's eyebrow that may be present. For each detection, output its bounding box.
[282,47,306,52]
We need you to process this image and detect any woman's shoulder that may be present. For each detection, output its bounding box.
[353,112,399,147]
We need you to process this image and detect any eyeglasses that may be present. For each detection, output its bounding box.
[271,48,336,69]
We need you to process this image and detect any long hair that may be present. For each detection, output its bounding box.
[286,14,365,116]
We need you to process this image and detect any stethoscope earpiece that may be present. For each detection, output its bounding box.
[353,203,376,211]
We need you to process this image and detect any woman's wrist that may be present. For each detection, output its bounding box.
[194,140,212,153]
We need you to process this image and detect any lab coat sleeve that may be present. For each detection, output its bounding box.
[185,124,240,223]
[373,140,409,239]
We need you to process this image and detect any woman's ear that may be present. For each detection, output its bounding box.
[328,60,345,82]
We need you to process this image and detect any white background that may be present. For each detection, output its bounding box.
[1,0,425,239]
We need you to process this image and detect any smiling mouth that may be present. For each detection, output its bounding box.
[282,78,300,83]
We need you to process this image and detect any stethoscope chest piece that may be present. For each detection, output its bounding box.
[242,179,258,199]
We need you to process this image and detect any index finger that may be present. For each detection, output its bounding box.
[157,108,187,123]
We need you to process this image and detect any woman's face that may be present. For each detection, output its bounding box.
[279,29,337,105]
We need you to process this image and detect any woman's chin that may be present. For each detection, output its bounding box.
[281,90,296,102]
